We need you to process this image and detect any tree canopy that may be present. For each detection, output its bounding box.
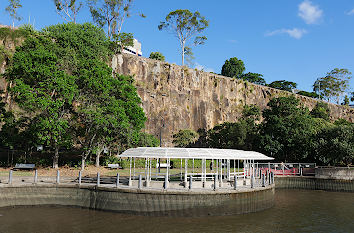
[221,57,245,78]
[241,72,266,85]
[313,68,352,104]
[6,0,22,28]
[149,52,165,61]
[268,80,297,92]
[158,9,209,66]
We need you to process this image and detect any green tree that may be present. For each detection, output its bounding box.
[88,0,144,39]
[111,32,133,53]
[268,80,297,92]
[6,0,22,29]
[313,68,352,104]
[311,125,354,165]
[158,9,209,66]
[149,52,165,61]
[310,102,331,121]
[259,96,315,162]
[54,0,83,23]
[5,33,77,168]
[172,129,199,147]
[297,90,319,99]
[342,95,350,106]
[221,57,245,78]
[241,72,266,85]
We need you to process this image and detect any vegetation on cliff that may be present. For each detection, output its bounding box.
[173,96,353,166]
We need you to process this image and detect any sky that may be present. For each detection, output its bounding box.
[0,0,353,97]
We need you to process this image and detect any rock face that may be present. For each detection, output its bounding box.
[113,54,354,146]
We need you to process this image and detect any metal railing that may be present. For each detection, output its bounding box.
[255,163,316,176]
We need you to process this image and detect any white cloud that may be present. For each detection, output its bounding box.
[346,9,354,15]
[195,63,214,73]
[265,28,307,39]
[298,0,323,24]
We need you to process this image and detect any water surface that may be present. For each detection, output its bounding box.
[0,190,353,233]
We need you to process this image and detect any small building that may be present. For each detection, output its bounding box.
[122,38,142,56]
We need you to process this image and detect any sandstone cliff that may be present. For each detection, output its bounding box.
[112,54,354,146]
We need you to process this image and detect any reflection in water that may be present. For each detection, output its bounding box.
[0,190,353,233]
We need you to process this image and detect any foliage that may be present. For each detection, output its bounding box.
[258,96,316,162]
[221,57,245,78]
[311,125,354,165]
[111,32,133,54]
[334,118,353,126]
[158,9,209,66]
[54,0,83,23]
[341,95,350,106]
[310,102,330,121]
[88,0,145,39]
[313,68,352,104]
[297,90,319,99]
[241,72,266,85]
[172,129,199,147]
[6,0,22,28]
[135,132,159,147]
[149,52,165,61]
[268,80,297,92]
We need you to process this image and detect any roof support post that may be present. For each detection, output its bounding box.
[184,159,188,188]
[128,157,132,186]
[227,159,231,181]
[219,159,223,188]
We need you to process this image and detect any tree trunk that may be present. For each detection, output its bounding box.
[81,157,85,171]
[182,44,185,66]
[53,146,59,169]
[95,147,102,167]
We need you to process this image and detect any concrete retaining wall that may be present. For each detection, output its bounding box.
[315,167,354,180]
[0,185,275,217]
[275,177,354,192]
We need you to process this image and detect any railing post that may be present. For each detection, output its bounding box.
[164,173,169,190]
[189,175,192,190]
[234,175,237,190]
[214,174,217,191]
[272,172,275,184]
[96,172,100,186]
[34,170,38,184]
[262,174,265,187]
[116,173,119,187]
[8,170,13,185]
[56,170,60,184]
[138,174,142,189]
[300,167,303,177]
[251,175,254,188]
[78,171,82,185]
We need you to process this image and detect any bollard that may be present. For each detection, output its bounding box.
[189,175,192,190]
[300,167,303,177]
[116,173,119,187]
[251,175,254,188]
[34,170,38,184]
[243,176,246,186]
[164,174,169,190]
[214,174,217,191]
[138,175,142,189]
[56,170,60,184]
[262,174,265,187]
[259,170,262,179]
[96,172,100,186]
[78,171,82,185]
[234,175,237,190]
[8,170,13,185]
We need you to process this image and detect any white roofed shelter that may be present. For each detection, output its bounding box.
[119,147,274,190]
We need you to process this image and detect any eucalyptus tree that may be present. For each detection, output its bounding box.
[87,0,144,39]
[54,0,83,23]
[158,9,209,66]
[313,68,352,104]
[6,0,22,28]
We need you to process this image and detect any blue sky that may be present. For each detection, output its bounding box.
[0,0,353,96]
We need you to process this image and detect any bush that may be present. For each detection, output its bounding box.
[149,52,165,61]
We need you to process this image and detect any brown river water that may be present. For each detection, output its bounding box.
[0,190,353,233]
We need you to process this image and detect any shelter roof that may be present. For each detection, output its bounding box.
[119,147,274,160]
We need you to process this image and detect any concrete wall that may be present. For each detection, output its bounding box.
[315,167,354,180]
[0,185,275,217]
[275,177,354,192]
[112,54,354,145]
